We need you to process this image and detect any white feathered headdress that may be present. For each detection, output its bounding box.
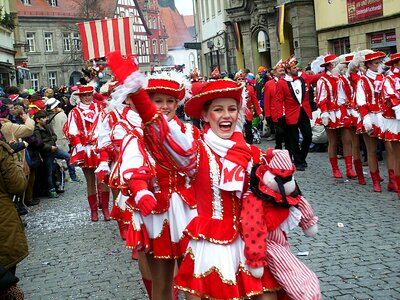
[310,55,326,74]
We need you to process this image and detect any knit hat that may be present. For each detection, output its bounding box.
[257,66,266,73]
[8,94,19,102]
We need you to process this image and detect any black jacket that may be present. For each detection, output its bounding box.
[33,124,57,159]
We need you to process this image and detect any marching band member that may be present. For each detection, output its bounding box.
[107,52,197,300]
[355,50,389,192]
[315,54,357,179]
[382,52,400,198]
[118,55,281,297]
[64,85,105,221]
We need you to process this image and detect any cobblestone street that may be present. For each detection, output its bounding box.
[17,140,400,300]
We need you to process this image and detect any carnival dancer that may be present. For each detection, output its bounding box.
[382,52,400,198]
[274,55,321,171]
[120,61,282,298]
[235,71,264,144]
[64,85,107,221]
[355,51,390,192]
[314,54,357,178]
[265,60,286,149]
[106,52,197,300]
[337,53,367,184]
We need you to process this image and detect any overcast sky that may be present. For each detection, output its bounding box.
[175,0,193,15]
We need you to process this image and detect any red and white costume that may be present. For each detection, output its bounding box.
[241,149,320,300]
[65,90,101,168]
[316,71,342,128]
[337,72,360,127]
[356,69,384,137]
[130,79,282,299]
[120,115,197,259]
[106,52,198,260]
[381,66,400,141]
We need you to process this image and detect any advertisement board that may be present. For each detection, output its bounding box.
[347,0,383,23]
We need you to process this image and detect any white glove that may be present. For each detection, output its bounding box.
[95,161,111,175]
[320,112,329,126]
[393,104,400,120]
[75,144,85,153]
[362,115,373,133]
[303,224,318,237]
[249,266,264,278]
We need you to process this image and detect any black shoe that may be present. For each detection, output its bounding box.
[303,161,308,168]
[296,164,305,171]
[26,198,40,206]
[15,202,28,215]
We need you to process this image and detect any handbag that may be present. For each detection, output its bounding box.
[0,266,19,291]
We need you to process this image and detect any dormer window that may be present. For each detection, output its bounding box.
[22,0,31,5]
[49,0,57,7]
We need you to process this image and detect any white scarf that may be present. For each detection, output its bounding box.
[203,127,251,197]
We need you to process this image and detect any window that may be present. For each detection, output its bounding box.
[31,73,39,91]
[26,32,36,52]
[48,72,57,88]
[147,17,152,29]
[160,40,164,54]
[141,41,146,55]
[44,32,53,52]
[217,0,222,13]
[49,0,57,6]
[211,0,215,18]
[22,0,31,5]
[72,32,81,51]
[205,0,210,20]
[63,33,71,51]
[120,11,125,17]
[153,17,157,29]
[331,37,350,55]
[134,41,139,54]
[152,40,158,54]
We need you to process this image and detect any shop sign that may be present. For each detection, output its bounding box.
[347,0,383,23]
[371,33,384,44]
[386,32,396,42]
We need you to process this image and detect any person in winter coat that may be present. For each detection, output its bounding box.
[0,140,28,298]
[33,110,74,198]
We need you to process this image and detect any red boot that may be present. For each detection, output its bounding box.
[329,157,343,178]
[142,277,152,300]
[396,176,400,200]
[101,191,111,221]
[97,182,103,209]
[117,220,128,240]
[387,169,398,192]
[370,171,382,192]
[354,159,366,185]
[344,156,357,179]
[88,194,99,221]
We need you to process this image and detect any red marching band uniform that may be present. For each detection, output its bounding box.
[65,86,101,168]
[125,75,284,298]
[105,52,198,260]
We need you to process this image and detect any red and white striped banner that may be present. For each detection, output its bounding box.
[77,17,134,61]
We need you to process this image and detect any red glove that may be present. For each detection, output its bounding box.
[137,194,157,216]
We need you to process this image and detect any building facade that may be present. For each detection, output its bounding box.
[137,0,169,68]
[0,0,17,88]
[16,0,152,90]
[314,0,399,55]
[193,0,229,77]
[193,0,318,74]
